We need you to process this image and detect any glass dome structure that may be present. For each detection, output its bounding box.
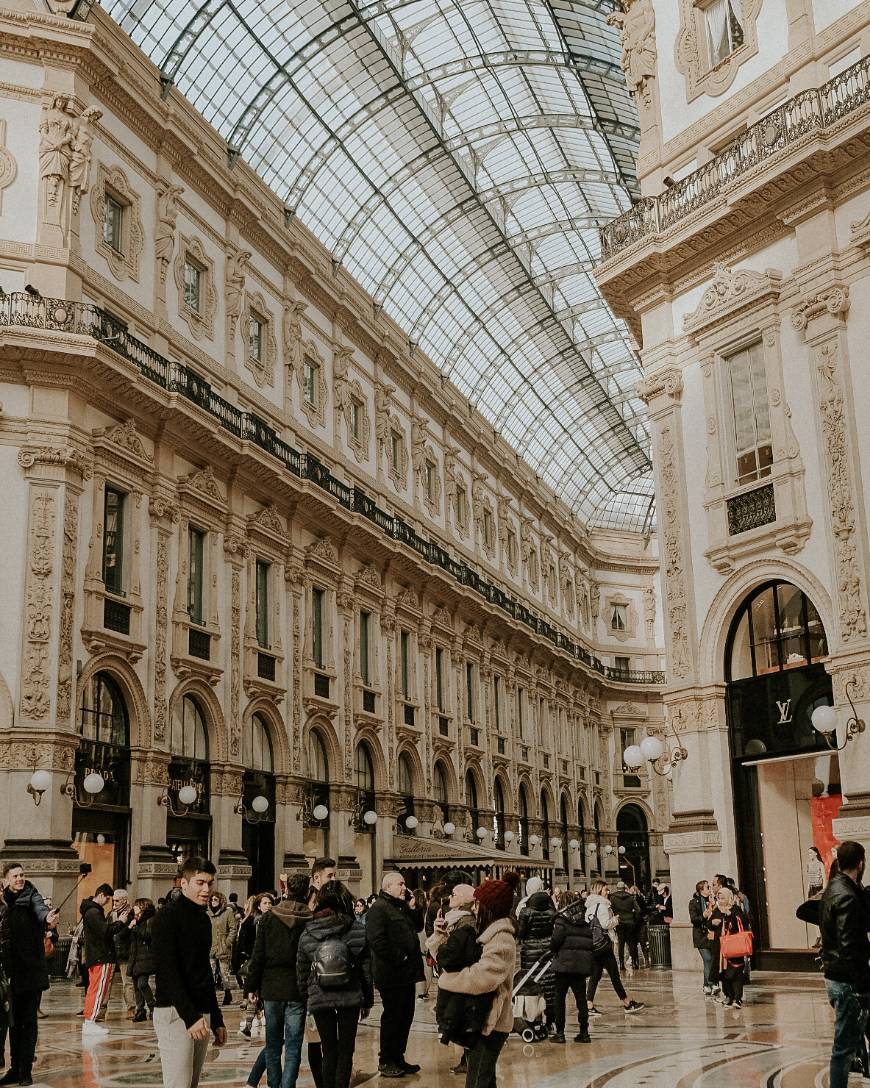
[95,0,653,530]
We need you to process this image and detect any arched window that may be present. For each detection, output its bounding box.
[493,778,506,850]
[398,753,414,797]
[560,793,570,866]
[466,769,479,832]
[578,798,587,856]
[617,804,650,888]
[593,801,603,873]
[518,785,530,852]
[242,713,273,772]
[79,672,128,747]
[355,743,375,792]
[727,581,827,681]
[541,790,551,859]
[170,695,208,760]
[434,762,450,824]
[306,732,329,782]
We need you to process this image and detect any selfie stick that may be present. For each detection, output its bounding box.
[52,865,92,916]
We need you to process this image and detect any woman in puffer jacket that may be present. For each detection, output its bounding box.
[549,891,592,1044]
[297,880,372,1088]
[434,872,520,1088]
[584,881,644,1017]
[516,887,557,1032]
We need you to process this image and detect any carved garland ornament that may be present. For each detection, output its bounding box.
[88,162,144,283]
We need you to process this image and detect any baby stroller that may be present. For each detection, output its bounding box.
[512,958,551,1043]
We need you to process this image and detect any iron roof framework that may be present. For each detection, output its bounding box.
[97,0,654,531]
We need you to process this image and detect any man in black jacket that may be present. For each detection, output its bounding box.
[688,880,716,995]
[1,862,58,1086]
[820,839,870,1088]
[245,874,311,1088]
[81,884,123,1041]
[610,882,641,971]
[365,872,424,1078]
[152,857,226,1088]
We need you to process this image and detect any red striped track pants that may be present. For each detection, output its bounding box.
[83,963,115,1022]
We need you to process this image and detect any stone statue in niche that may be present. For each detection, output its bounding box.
[607,0,657,105]
[155,179,184,283]
[38,95,75,210]
[225,245,251,337]
[69,106,102,213]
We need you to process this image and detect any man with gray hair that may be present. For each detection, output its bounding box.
[365,872,424,1078]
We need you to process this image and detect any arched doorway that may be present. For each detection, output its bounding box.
[434,762,450,826]
[397,753,416,835]
[616,804,650,888]
[559,794,570,874]
[518,785,530,854]
[353,742,377,894]
[725,580,834,956]
[493,779,506,850]
[465,770,480,839]
[593,802,603,875]
[304,730,330,860]
[166,694,211,863]
[540,790,551,861]
[241,713,275,894]
[73,672,132,888]
[578,799,587,871]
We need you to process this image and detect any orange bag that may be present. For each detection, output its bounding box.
[720,915,753,962]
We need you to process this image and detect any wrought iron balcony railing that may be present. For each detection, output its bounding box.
[0,291,666,686]
[600,55,870,261]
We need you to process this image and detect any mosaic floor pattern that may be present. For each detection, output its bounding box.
[10,968,844,1088]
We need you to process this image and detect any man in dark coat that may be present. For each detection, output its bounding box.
[688,880,716,995]
[610,882,641,971]
[550,900,593,1043]
[365,872,424,1078]
[80,883,125,1040]
[245,874,311,1088]
[1,861,58,1086]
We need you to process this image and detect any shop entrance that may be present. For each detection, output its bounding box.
[725,581,837,964]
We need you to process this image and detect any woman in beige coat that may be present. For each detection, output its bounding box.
[433,872,520,1088]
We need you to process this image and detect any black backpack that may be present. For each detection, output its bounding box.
[589,912,612,956]
[311,935,355,989]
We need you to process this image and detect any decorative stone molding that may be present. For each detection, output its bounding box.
[657,422,693,681]
[344,381,371,463]
[636,367,683,409]
[375,382,408,491]
[444,448,469,537]
[791,285,850,332]
[154,178,184,285]
[18,445,90,479]
[604,592,636,642]
[248,504,285,544]
[298,339,328,429]
[606,0,656,108]
[225,244,251,340]
[242,290,277,388]
[174,233,217,341]
[683,264,783,336]
[88,162,144,282]
[675,0,761,103]
[20,490,55,722]
[179,464,226,509]
[520,518,540,592]
[0,120,17,216]
[38,95,101,231]
[282,300,306,380]
[103,419,153,464]
[411,415,441,516]
[559,552,576,620]
[56,489,79,727]
[472,474,496,558]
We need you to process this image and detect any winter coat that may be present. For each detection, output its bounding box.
[610,891,641,928]
[3,881,51,993]
[296,910,373,1013]
[233,914,258,973]
[516,891,556,1014]
[550,905,593,975]
[153,892,224,1031]
[81,898,123,969]
[127,908,156,979]
[821,873,870,990]
[244,900,311,1003]
[209,897,238,959]
[428,908,492,1047]
[365,891,425,990]
[584,894,618,937]
[438,917,517,1036]
[112,909,133,962]
[688,893,714,950]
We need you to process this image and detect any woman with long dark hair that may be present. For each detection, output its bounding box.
[434,871,521,1088]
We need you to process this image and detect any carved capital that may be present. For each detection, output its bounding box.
[636,367,683,407]
[792,285,850,338]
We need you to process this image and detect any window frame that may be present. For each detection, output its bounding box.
[182,257,203,314]
[103,191,125,254]
[187,525,206,626]
[102,485,126,596]
[255,558,270,649]
[312,586,325,669]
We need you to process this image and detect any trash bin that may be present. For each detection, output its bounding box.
[647,925,672,969]
[49,936,72,979]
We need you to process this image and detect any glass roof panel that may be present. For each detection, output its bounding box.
[98,0,654,529]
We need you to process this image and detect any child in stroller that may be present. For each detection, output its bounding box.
[512,959,551,1043]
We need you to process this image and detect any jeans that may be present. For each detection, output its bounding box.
[9,990,40,1078]
[698,947,714,988]
[616,925,639,970]
[264,1000,305,1088]
[465,1030,507,1088]
[246,1047,266,1087]
[587,948,627,1004]
[312,1008,359,1088]
[826,979,870,1088]
[554,973,588,1034]
[133,973,154,1014]
[378,984,416,1064]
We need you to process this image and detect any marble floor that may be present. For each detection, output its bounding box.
[14,968,843,1088]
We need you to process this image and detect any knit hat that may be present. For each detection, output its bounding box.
[450,883,475,905]
[474,871,521,918]
[525,876,544,897]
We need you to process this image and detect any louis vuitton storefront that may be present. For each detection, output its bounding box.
[725,581,836,963]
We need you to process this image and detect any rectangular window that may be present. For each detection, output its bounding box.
[483,508,494,550]
[103,194,124,253]
[303,357,318,406]
[255,560,270,648]
[465,661,475,721]
[187,526,205,625]
[350,397,362,440]
[517,685,525,738]
[620,728,636,765]
[435,646,445,710]
[425,460,436,501]
[391,431,401,471]
[506,528,517,567]
[611,603,628,631]
[493,674,501,730]
[728,342,772,484]
[248,314,264,361]
[183,258,202,313]
[615,656,630,672]
[359,610,370,686]
[705,0,744,67]
[312,586,324,668]
[456,486,467,530]
[102,487,125,594]
[400,630,410,699]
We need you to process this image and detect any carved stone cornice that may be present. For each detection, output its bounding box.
[791,284,850,339]
[18,445,91,480]
[636,367,683,409]
[683,263,783,338]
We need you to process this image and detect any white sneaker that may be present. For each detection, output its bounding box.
[82,1021,109,1037]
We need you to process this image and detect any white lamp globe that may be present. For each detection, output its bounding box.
[528,834,540,847]
[83,772,105,795]
[30,769,51,793]
[443,821,455,836]
[811,704,837,734]
[618,845,626,855]
[178,784,198,807]
[313,803,329,822]
[405,814,419,830]
[251,795,269,814]
[568,838,579,850]
[623,745,643,769]
[96,833,106,845]
[640,735,665,762]
[363,810,378,826]
[504,830,515,843]
[476,826,488,839]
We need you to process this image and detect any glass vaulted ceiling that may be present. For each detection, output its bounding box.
[98,0,654,532]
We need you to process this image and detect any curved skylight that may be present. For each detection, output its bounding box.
[96,0,653,531]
